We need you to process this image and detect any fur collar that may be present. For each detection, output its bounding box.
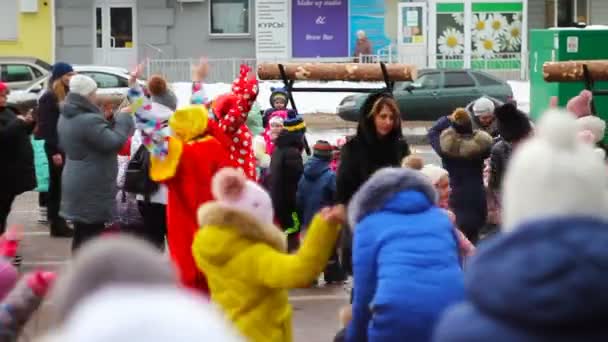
[347,167,437,229]
[439,127,493,158]
[197,202,287,252]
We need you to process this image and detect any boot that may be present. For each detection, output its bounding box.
[50,218,74,238]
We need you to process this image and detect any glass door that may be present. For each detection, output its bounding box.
[94,1,137,67]
[398,2,428,68]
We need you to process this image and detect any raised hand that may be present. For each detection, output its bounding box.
[130,61,146,86]
[192,57,209,82]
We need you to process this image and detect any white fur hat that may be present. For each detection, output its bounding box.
[49,286,244,342]
[211,167,274,226]
[69,75,98,97]
[420,164,449,185]
[502,109,608,231]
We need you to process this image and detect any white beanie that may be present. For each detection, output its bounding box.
[50,286,245,342]
[69,75,97,97]
[420,164,449,185]
[502,109,608,231]
[472,97,495,116]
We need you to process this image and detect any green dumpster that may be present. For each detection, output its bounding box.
[529,27,608,141]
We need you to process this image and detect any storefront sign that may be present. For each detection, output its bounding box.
[256,0,289,60]
[291,0,349,58]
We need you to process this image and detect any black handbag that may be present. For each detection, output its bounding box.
[123,145,159,201]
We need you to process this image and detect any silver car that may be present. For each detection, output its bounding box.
[0,57,51,90]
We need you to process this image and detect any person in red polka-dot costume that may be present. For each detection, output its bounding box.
[192,62,259,180]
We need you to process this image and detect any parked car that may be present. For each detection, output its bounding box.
[0,57,52,90]
[337,69,514,122]
[6,65,146,115]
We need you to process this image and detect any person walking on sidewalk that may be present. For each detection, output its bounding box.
[37,62,75,237]
[0,82,37,234]
[58,75,134,251]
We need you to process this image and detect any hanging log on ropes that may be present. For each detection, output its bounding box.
[257,63,417,82]
[543,60,608,82]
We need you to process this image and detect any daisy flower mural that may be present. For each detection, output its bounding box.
[473,13,491,38]
[475,35,501,58]
[451,13,465,26]
[438,27,464,55]
[488,13,509,37]
[504,20,522,51]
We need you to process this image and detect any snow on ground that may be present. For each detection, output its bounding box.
[173,80,530,115]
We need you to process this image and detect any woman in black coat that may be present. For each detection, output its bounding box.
[37,62,75,237]
[336,92,411,275]
[428,108,493,244]
[0,83,36,233]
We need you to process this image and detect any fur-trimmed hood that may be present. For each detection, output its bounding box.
[348,167,437,228]
[439,127,493,159]
[197,202,287,254]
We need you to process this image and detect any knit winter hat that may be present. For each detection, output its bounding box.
[450,108,473,134]
[50,286,244,342]
[209,167,274,226]
[420,164,449,185]
[472,97,495,117]
[566,89,593,118]
[51,62,74,82]
[169,105,209,142]
[69,75,97,97]
[313,140,333,160]
[0,82,8,95]
[48,235,177,327]
[502,109,608,231]
[494,102,532,143]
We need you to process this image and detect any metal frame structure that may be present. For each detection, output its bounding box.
[582,64,608,115]
[275,62,395,113]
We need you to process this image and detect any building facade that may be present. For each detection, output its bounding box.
[54,0,256,67]
[0,0,54,62]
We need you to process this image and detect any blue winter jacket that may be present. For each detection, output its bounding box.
[346,168,464,342]
[434,217,608,342]
[296,157,336,229]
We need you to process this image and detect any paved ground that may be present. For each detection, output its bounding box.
[7,192,349,341]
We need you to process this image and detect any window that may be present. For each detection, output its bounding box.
[32,67,44,79]
[472,72,501,86]
[444,72,475,88]
[576,0,588,23]
[210,0,250,35]
[0,1,18,40]
[5,65,34,82]
[415,73,441,89]
[81,72,128,89]
[557,0,574,27]
[545,0,588,27]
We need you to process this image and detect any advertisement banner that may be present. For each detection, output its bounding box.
[291,0,349,58]
[349,0,395,57]
[256,0,289,60]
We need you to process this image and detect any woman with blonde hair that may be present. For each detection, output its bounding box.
[37,62,76,238]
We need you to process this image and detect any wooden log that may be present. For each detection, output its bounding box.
[543,60,608,82]
[257,63,417,82]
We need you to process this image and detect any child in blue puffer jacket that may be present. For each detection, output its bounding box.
[344,167,464,342]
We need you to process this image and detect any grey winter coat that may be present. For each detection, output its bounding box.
[57,93,134,224]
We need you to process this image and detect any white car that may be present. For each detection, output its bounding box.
[7,65,145,114]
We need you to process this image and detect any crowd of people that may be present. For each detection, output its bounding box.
[0,57,607,341]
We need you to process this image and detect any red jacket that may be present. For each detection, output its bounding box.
[150,101,234,295]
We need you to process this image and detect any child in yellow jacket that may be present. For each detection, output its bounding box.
[192,167,344,342]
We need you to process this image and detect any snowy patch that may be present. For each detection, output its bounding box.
[173,80,530,115]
